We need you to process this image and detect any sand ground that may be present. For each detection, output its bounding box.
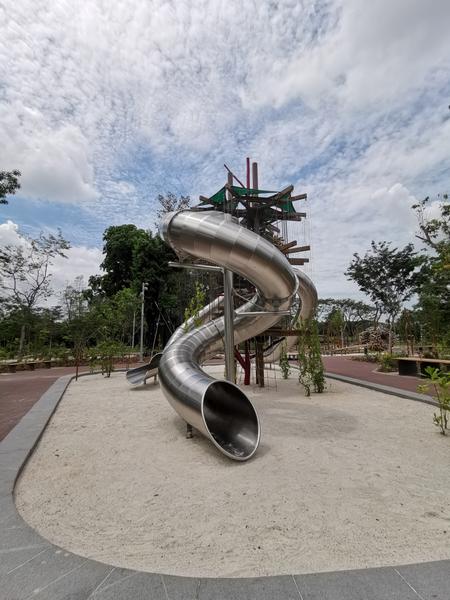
[15,368,450,577]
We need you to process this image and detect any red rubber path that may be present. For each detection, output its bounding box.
[322,356,427,395]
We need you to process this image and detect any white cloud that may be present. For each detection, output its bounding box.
[0,220,102,304]
[50,246,103,299]
[0,220,23,246]
[0,0,449,300]
[0,102,98,203]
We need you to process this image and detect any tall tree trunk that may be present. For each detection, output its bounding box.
[18,324,26,357]
[388,315,396,354]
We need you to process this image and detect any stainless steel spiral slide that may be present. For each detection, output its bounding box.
[158,209,306,461]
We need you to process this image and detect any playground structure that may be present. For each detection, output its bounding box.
[127,161,317,460]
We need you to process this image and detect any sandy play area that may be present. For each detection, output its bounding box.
[15,367,450,577]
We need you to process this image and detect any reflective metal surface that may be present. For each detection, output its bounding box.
[159,210,299,461]
[126,352,162,386]
[263,268,318,363]
[126,296,224,386]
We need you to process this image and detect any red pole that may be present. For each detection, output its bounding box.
[244,341,251,385]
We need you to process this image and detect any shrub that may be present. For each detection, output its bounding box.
[279,341,291,379]
[377,353,398,372]
[297,318,325,396]
[418,367,450,435]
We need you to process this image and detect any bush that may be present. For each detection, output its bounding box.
[377,353,398,372]
[297,318,325,396]
[279,341,291,379]
[418,367,450,435]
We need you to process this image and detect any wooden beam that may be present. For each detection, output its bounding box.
[284,212,306,221]
[288,258,310,265]
[284,245,311,254]
[265,328,303,336]
[290,193,307,201]
[279,240,298,251]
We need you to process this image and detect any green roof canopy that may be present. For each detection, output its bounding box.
[203,186,297,214]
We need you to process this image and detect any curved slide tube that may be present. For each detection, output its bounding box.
[126,352,162,386]
[263,268,318,363]
[158,210,299,461]
[126,296,224,386]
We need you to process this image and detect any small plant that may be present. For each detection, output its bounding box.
[418,367,450,435]
[96,340,126,377]
[183,282,206,332]
[378,353,398,373]
[297,318,325,396]
[279,341,290,379]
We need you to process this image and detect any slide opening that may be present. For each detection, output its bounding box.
[202,381,260,461]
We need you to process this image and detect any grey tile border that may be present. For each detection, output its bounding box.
[295,566,422,600]
[395,561,450,600]
[1,372,449,599]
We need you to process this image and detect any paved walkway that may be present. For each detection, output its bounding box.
[322,356,428,396]
[0,363,139,442]
[0,367,89,441]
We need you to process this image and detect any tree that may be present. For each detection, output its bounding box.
[93,193,199,351]
[0,231,70,310]
[0,170,21,205]
[0,230,70,354]
[317,298,376,348]
[98,224,148,296]
[155,192,190,228]
[413,194,449,262]
[346,242,423,353]
[412,196,450,350]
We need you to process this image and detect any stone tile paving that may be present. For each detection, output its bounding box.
[0,373,449,599]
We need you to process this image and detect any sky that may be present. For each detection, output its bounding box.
[1,0,449,302]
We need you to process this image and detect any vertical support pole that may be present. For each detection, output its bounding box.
[251,161,258,190]
[140,282,148,362]
[252,161,260,234]
[223,172,236,383]
[132,311,136,348]
[244,340,251,385]
[255,337,265,388]
[226,171,233,213]
[246,157,250,189]
[252,161,264,387]
[223,268,235,382]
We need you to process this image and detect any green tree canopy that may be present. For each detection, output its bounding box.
[346,241,424,352]
[412,196,450,349]
[0,170,21,205]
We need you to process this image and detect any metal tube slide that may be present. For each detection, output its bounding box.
[159,210,298,460]
[263,268,318,363]
[126,296,224,386]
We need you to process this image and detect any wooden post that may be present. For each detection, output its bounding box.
[227,171,233,213]
[255,336,265,388]
[244,340,251,385]
[252,161,258,190]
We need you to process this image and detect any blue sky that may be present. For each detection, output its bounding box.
[1,0,449,298]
